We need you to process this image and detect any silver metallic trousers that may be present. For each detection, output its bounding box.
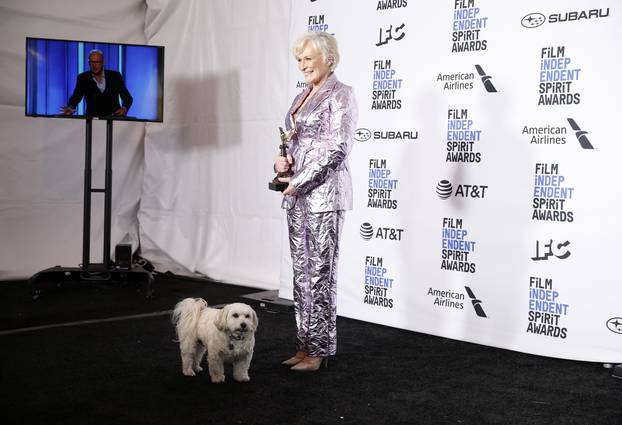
[287,201,344,357]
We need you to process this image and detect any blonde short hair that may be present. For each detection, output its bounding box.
[293,31,340,72]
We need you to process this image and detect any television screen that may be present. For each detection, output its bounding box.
[25,37,164,122]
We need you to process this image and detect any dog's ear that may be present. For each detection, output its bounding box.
[251,308,258,332]
[215,305,228,331]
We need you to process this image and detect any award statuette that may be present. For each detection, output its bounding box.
[269,126,296,192]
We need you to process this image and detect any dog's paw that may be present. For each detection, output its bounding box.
[210,374,226,384]
[182,368,196,377]
[193,365,203,373]
[234,374,250,383]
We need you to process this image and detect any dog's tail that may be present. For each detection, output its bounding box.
[172,298,207,343]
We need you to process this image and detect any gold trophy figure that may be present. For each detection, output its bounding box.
[269,126,296,192]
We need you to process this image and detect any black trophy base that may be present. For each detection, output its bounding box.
[28,264,155,300]
[269,179,288,192]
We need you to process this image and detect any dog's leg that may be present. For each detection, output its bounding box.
[180,339,198,376]
[207,354,226,383]
[193,344,206,373]
[233,354,252,382]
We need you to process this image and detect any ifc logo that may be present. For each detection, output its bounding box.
[606,317,622,334]
[354,128,372,142]
[360,222,374,240]
[436,180,453,199]
[521,13,546,28]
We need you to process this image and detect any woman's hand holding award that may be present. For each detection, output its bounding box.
[269,126,295,192]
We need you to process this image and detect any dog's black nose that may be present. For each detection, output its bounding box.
[241,322,247,328]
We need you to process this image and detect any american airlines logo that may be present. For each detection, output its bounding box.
[474,65,498,93]
[465,286,487,318]
[567,118,594,149]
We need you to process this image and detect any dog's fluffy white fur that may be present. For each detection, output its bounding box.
[172,298,258,383]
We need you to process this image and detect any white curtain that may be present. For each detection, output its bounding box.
[138,0,290,288]
[0,0,147,280]
[0,0,290,290]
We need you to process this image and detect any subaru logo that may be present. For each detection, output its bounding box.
[522,13,546,28]
[606,317,622,334]
[354,128,372,142]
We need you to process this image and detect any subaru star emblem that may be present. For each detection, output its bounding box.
[522,13,546,28]
[354,128,372,142]
[606,317,622,334]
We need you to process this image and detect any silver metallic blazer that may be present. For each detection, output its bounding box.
[282,73,358,213]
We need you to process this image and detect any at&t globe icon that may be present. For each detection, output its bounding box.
[360,222,374,240]
[436,180,453,199]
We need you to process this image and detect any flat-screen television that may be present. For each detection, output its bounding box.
[25,37,164,122]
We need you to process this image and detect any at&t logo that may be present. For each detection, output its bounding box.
[436,180,488,199]
[436,180,453,199]
[360,222,374,240]
[359,222,404,241]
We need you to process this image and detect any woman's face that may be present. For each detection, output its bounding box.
[296,44,331,88]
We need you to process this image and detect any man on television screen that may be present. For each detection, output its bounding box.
[62,49,133,117]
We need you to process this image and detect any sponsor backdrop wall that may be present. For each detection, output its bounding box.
[280,0,622,362]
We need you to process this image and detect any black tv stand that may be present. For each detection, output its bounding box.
[29,117,154,299]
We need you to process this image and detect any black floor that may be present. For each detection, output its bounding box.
[1,275,620,425]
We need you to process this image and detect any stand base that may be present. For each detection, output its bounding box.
[240,290,293,313]
[29,264,155,300]
[613,364,622,380]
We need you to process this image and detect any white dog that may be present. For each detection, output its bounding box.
[172,298,258,383]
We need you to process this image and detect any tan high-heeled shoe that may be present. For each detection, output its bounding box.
[281,351,306,366]
[290,356,328,372]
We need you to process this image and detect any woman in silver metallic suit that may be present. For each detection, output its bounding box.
[274,32,357,372]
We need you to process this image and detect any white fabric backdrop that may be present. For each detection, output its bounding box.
[138,0,289,288]
[0,0,289,290]
[0,0,147,280]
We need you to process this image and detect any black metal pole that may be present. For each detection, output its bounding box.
[82,118,93,270]
[103,119,113,268]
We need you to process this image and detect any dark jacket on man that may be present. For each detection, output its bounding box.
[67,70,133,116]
